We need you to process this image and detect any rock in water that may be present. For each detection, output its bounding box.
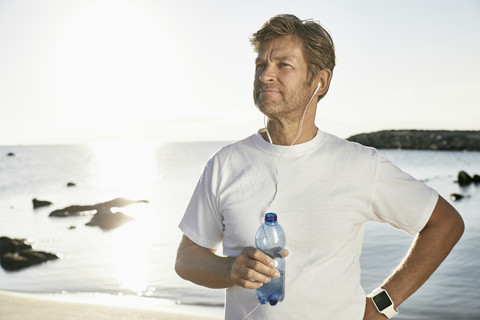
[1,253,30,270]
[49,198,145,230]
[0,237,33,255]
[32,198,53,209]
[49,206,95,217]
[474,175,480,184]
[0,236,59,271]
[458,171,473,186]
[1,251,59,271]
[100,198,148,208]
[85,208,134,230]
[49,198,148,217]
[450,193,465,201]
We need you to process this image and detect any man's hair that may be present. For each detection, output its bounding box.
[250,14,336,81]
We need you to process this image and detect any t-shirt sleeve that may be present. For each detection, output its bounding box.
[178,159,224,249]
[370,154,439,236]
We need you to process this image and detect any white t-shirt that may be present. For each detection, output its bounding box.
[179,131,438,320]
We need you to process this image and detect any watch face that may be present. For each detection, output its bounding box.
[373,290,392,311]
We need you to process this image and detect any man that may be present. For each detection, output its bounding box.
[175,14,464,319]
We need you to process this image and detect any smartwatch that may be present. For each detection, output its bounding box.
[368,286,398,319]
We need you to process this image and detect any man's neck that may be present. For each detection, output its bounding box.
[260,121,318,145]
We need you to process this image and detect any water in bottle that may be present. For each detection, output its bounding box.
[255,212,286,306]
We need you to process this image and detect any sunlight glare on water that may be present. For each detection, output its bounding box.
[86,140,162,296]
[110,204,157,296]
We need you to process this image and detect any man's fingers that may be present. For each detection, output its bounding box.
[238,277,264,289]
[246,247,275,268]
[243,262,272,282]
[230,247,281,288]
[231,264,266,288]
[246,258,279,279]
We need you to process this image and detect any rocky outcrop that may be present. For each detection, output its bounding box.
[347,130,480,151]
[0,236,59,271]
[49,197,148,230]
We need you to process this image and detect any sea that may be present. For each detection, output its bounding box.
[0,140,479,319]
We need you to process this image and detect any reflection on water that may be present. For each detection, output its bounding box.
[86,141,160,295]
[110,206,154,296]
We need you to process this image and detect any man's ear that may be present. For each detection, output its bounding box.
[316,69,332,97]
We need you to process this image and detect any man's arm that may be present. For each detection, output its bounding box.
[175,235,283,289]
[364,195,464,319]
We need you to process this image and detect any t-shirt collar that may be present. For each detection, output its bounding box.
[253,129,325,155]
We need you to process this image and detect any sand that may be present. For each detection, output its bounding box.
[0,290,223,320]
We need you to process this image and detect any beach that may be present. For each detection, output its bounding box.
[0,290,223,320]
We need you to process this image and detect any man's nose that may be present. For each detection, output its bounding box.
[258,64,276,83]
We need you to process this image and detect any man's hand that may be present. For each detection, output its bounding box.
[230,247,289,289]
[175,235,288,289]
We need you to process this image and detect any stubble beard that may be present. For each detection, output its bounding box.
[254,84,313,124]
[254,92,286,118]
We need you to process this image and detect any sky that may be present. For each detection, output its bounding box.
[0,0,479,146]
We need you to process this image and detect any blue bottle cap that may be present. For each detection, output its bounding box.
[265,212,277,223]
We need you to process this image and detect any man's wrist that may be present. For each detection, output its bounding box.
[367,286,398,319]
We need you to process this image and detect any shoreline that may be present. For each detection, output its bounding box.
[0,290,223,320]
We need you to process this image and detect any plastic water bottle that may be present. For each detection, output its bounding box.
[255,212,286,306]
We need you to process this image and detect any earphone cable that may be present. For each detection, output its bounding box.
[264,85,319,208]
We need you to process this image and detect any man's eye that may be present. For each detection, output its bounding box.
[280,63,292,68]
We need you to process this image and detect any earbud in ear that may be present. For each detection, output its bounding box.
[313,81,322,95]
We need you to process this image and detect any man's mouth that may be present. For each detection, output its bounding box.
[261,89,279,94]
[258,87,281,96]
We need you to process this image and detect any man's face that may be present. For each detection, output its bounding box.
[253,35,314,121]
